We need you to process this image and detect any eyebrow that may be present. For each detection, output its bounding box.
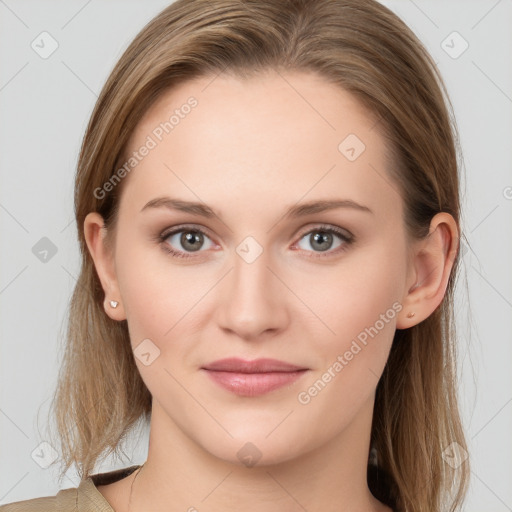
[140,196,373,218]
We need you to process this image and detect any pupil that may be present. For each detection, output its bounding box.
[182,231,203,251]
[312,232,332,252]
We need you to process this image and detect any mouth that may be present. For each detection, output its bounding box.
[201,358,309,397]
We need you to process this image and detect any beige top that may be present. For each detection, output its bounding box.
[0,465,141,511]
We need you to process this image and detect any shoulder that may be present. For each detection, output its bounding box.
[0,486,77,511]
[0,465,140,512]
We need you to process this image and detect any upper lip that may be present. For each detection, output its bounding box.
[202,358,307,373]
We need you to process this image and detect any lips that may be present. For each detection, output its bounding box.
[202,357,306,373]
[201,358,308,397]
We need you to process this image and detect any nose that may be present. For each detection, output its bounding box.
[215,246,290,341]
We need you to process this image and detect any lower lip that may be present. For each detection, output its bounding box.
[202,369,307,397]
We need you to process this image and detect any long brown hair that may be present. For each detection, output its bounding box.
[45,1,469,510]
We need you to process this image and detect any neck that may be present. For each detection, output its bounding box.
[130,397,391,512]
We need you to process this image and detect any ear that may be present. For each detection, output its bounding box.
[83,212,126,321]
[396,212,459,329]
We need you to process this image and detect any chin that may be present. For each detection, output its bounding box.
[191,419,315,469]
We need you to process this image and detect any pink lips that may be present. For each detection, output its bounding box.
[201,358,308,397]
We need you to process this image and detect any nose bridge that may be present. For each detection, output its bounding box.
[232,242,272,297]
[216,237,288,338]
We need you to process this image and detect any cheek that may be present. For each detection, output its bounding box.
[302,241,405,351]
[114,236,214,352]
[115,235,169,340]
[294,249,403,426]
[291,244,405,421]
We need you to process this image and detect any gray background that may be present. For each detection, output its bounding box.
[1,1,511,510]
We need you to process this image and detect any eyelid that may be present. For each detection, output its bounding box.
[159,223,216,241]
[295,223,353,241]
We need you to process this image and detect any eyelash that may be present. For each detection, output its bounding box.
[156,223,354,260]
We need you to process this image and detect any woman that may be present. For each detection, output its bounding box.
[1,0,469,511]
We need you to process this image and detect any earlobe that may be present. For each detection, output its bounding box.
[83,212,126,321]
[396,212,459,329]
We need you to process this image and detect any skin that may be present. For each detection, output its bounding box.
[84,70,458,512]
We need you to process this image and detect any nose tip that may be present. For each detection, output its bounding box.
[214,249,288,341]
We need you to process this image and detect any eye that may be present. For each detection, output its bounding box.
[156,223,354,260]
[293,224,354,257]
[159,225,215,258]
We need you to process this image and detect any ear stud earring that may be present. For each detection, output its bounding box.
[407,311,415,318]
[110,300,119,309]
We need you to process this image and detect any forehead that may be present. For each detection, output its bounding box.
[119,70,402,222]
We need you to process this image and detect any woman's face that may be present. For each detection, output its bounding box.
[98,71,415,465]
